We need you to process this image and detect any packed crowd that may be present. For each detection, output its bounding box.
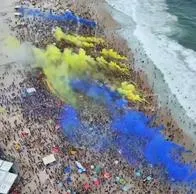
[0,0,195,193]
[1,66,191,193]
[14,0,96,48]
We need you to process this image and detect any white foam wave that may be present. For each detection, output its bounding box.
[106,0,196,125]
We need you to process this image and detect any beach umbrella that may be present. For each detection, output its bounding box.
[83,183,91,191]
[103,172,112,179]
[93,179,101,187]
[52,146,60,153]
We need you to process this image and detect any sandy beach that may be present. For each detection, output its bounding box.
[0,0,195,193]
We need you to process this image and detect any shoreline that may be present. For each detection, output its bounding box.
[97,0,196,150]
[104,0,196,142]
[0,0,195,193]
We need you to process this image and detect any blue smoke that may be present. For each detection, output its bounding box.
[145,135,196,182]
[60,105,81,142]
[71,79,120,105]
[17,7,96,28]
[60,105,111,152]
[60,79,196,184]
[71,79,126,113]
[112,110,157,139]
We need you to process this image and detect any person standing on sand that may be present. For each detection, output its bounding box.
[72,0,76,11]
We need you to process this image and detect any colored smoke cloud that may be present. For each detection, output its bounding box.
[17,7,96,28]
[60,105,81,142]
[71,79,120,106]
[60,105,111,152]
[4,31,143,105]
[3,36,34,65]
[5,26,195,183]
[60,79,196,183]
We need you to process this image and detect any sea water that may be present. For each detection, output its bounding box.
[105,0,196,140]
[167,0,196,51]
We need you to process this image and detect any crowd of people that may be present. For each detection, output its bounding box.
[0,0,195,193]
[1,68,191,193]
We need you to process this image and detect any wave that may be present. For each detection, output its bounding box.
[106,0,196,137]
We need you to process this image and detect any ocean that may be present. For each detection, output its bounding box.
[167,0,196,51]
[105,0,196,139]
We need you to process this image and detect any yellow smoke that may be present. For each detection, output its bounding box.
[108,61,129,75]
[63,48,96,77]
[4,36,145,104]
[44,79,56,94]
[101,48,127,60]
[33,45,74,103]
[96,56,129,75]
[55,27,104,48]
[33,45,98,104]
[4,36,20,49]
[33,45,129,104]
[117,82,144,103]
[0,107,6,113]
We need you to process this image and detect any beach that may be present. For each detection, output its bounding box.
[0,0,195,193]
[105,0,196,141]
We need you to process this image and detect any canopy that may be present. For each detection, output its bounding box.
[26,87,36,94]
[0,159,17,194]
[0,171,17,194]
[14,12,22,17]
[0,160,13,172]
[42,154,56,165]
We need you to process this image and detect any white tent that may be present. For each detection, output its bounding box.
[26,88,36,94]
[0,171,17,194]
[0,160,18,194]
[14,12,22,17]
[42,154,56,166]
[0,160,13,172]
